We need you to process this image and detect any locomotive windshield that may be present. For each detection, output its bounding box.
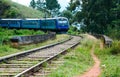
[58,19,68,26]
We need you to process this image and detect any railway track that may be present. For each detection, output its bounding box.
[0,36,81,77]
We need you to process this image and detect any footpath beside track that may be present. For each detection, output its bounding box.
[0,36,81,77]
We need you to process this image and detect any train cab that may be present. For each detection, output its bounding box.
[56,17,69,31]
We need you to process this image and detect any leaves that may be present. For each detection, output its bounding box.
[30,0,36,9]
[80,0,120,34]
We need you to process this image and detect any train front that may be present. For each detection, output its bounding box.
[56,17,69,32]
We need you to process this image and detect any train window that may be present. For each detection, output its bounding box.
[23,21,38,25]
[10,21,18,24]
[58,20,68,25]
[47,20,55,26]
[41,20,56,26]
[0,21,8,24]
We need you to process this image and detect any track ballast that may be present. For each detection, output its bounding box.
[0,36,81,77]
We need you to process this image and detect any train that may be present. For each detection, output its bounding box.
[0,17,69,32]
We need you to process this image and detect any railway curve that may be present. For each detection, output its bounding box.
[0,35,81,77]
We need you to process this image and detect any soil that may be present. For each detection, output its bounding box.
[76,34,101,77]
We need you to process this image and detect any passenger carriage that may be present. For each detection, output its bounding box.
[0,19,21,28]
[40,18,56,30]
[21,19,40,29]
[0,17,69,32]
[0,19,9,28]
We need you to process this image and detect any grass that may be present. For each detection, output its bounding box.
[1,0,45,18]
[0,28,45,45]
[95,40,120,77]
[0,34,70,57]
[48,35,94,77]
[11,1,45,18]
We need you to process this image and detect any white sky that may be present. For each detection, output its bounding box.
[12,0,70,11]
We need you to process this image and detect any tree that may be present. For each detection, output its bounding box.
[79,0,120,34]
[30,0,36,9]
[61,10,73,24]
[0,0,10,18]
[36,0,46,10]
[74,11,84,22]
[0,0,21,18]
[67,0,80,13]
[65,0,82,24]
[45,0,60,16]
[62,10,73,20]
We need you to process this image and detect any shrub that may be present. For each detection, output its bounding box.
[67,26,80,35]
[110,41,120,55]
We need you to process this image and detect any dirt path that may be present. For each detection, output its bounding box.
[76,35,101,77]
[100,42,104,50]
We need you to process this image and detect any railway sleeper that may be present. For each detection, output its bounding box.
[0,64,32,68]
[17,59,43,61]
[0,70,21,73]
[8,60,39,64]
[30,74,49,77]
[44,67,57,70]
[28,56,50,59]
[32,72,51,77]
[18,57,45,60]
[0,68,24,71]
[0,73,16,77]
[29,60,64,77]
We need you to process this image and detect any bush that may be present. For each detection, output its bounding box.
[106,26,120,40]
[67,26,80,35]
[110,41,120,55]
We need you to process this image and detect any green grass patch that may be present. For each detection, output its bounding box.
[95,40,120,77]
[49,35,94,77]
[0,0,45,18]
[0,34,70,57]
[0,28,45,45]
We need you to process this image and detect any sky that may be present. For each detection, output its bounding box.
[12,0,70,11]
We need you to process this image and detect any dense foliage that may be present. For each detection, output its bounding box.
[81,0,120,34]
[30,0,36,9]
[0,0,20,18]
[30,0,60,17]
[66,0,120,39]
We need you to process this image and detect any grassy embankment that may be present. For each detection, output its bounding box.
[48,34,94,77]
[95,40,120,77]
[0,0,45,18]
[0,28,70,57]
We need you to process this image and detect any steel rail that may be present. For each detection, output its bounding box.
[0,35,81,77]
[15,38,80,77]
[0,36,72,62]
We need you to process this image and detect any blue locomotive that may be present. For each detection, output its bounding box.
[0,17,69,31]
